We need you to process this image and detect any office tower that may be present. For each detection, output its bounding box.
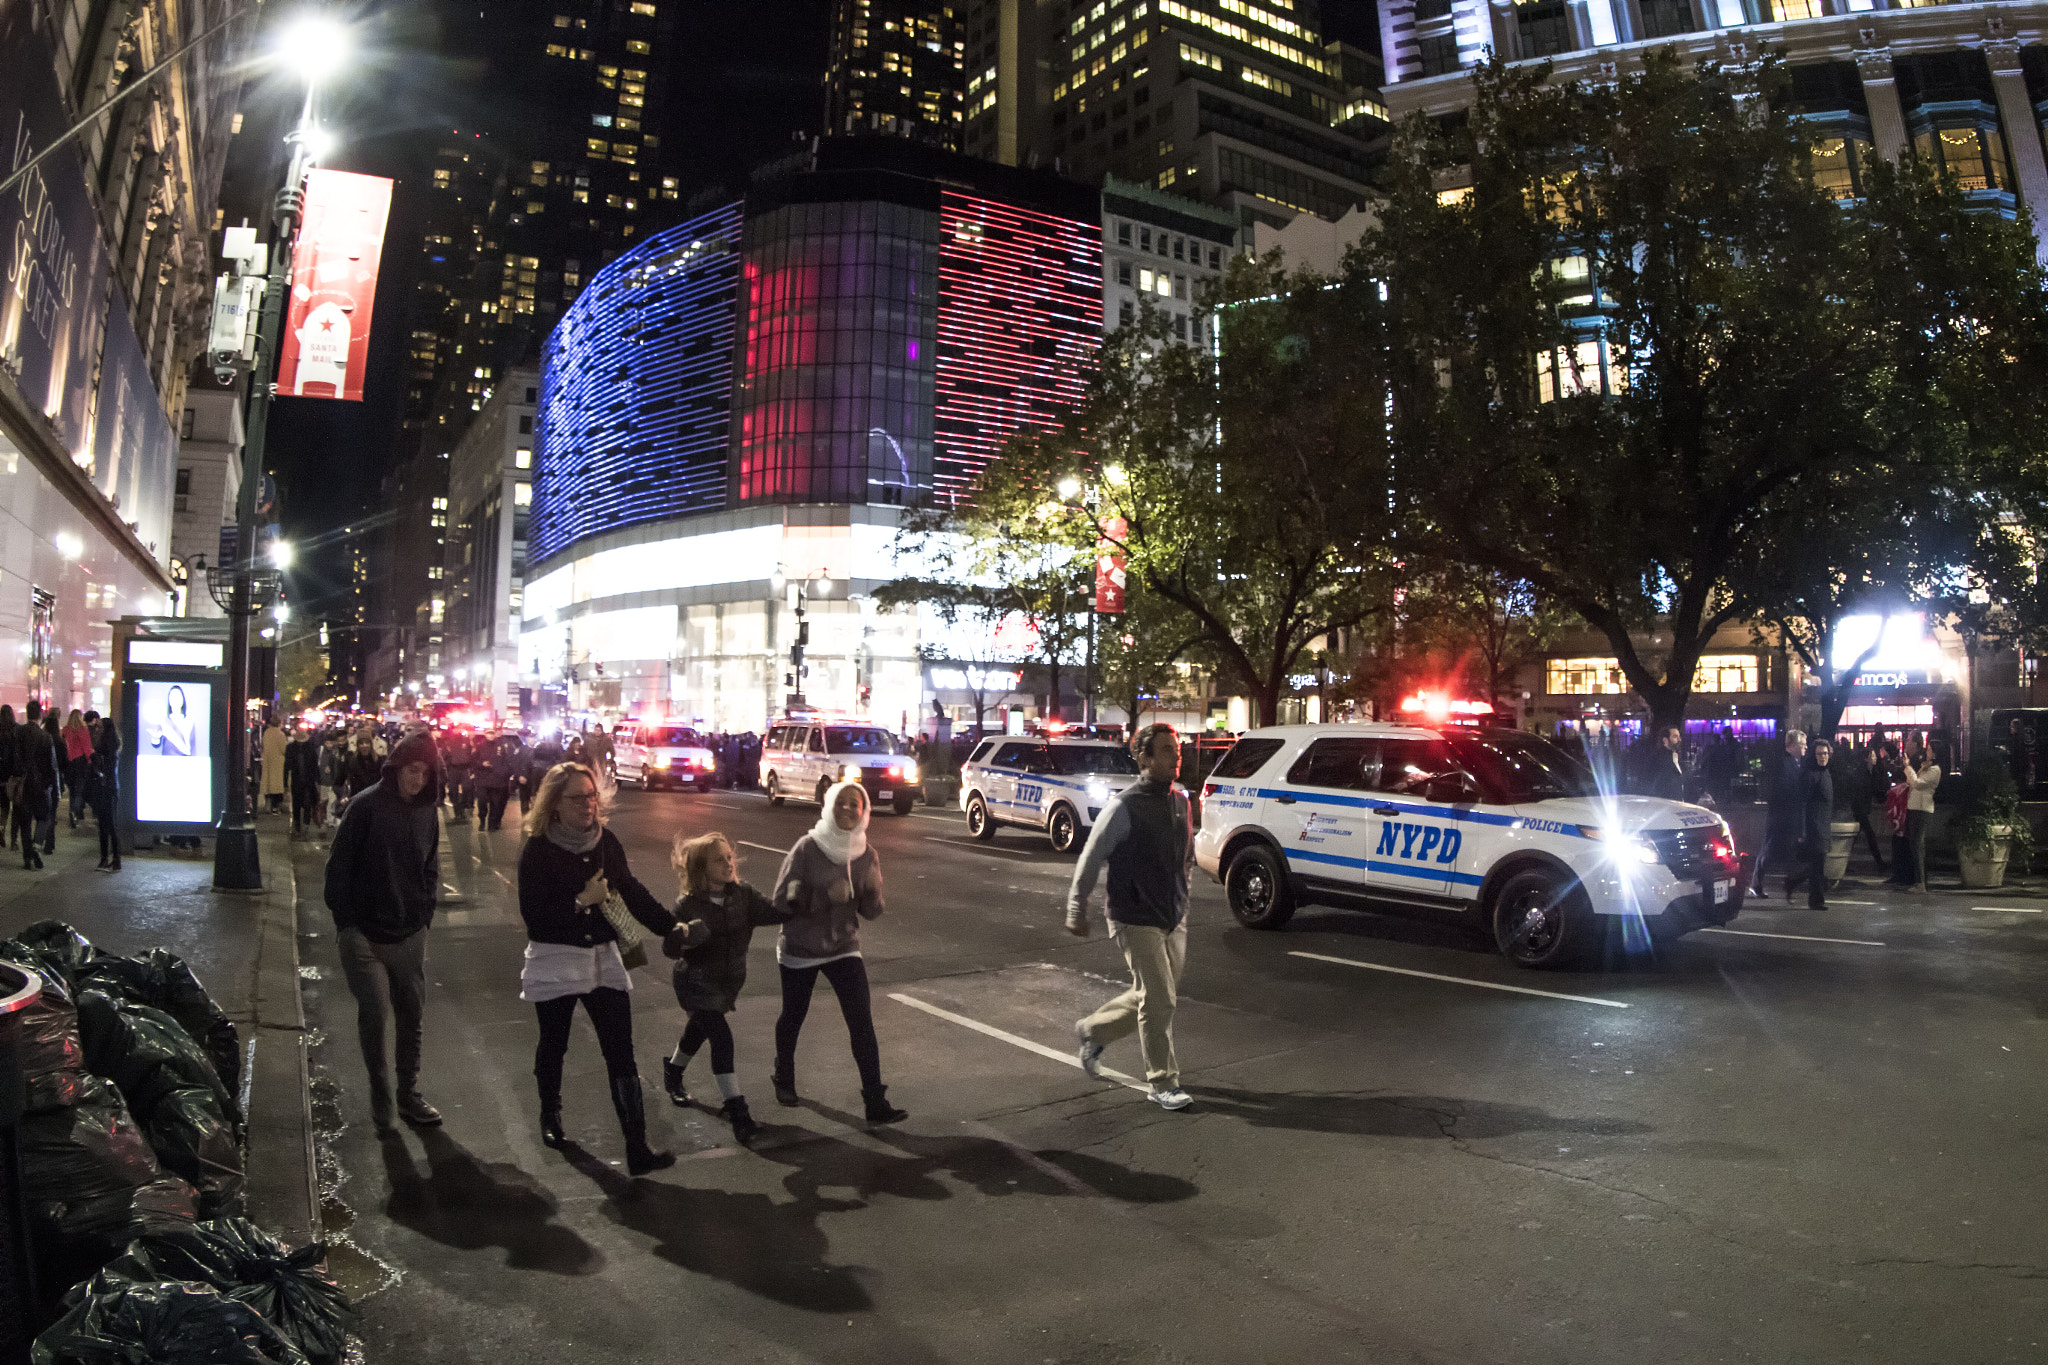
[824,0,968,147]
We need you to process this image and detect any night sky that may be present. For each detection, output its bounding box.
[249,0,1378,621]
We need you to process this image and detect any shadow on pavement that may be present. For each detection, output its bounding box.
[381,1127,603,1274]
[1195,1087,1653,1142]
[565,1142,875,1313]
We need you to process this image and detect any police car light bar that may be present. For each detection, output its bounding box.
[1398,691,1495,719]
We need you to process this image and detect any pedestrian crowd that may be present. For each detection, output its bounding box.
[0,702,126,871]
[318,716,1200,1172]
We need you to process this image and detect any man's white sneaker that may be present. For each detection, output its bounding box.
[1075,1022,1105,1079]
[1148,1087,1193,1111]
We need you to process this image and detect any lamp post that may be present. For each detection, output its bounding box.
[215,13,349,891]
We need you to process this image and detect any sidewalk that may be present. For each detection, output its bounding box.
[0,811,317,1246]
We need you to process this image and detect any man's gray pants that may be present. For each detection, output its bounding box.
[337,926,428,1097]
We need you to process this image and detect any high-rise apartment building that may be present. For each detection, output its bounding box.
[962,0,1389,226]
[824,1,969,147]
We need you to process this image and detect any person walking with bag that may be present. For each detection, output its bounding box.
[517,761,678,1173]
[768,780,906,1125]
[62,709,92,828]
[1782,738,1835,910]
[661,832,791,1146]
[1066,722,1197,1112]
[1749,730,1807,900]
[1904,738,1942,893]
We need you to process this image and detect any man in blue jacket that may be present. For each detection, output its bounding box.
[1065,723,1195,1112]
[324,729,443,1133]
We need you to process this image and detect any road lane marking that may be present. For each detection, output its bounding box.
[1830,900,1879,906]
[737,840,788,857]
[925,837,1044,859]
[888,993,1147,1091]
[1699,927,1885,947]
[1287,951,1629,1008]
[1973,905,2044,913]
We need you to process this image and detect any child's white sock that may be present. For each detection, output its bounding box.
[669,1043,693,1068]
[714,1072,742,1102]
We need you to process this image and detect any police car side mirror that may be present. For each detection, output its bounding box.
[1423,774,1470,804]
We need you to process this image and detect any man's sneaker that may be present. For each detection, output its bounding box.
[1148,1087,1194,1111]
[396,1090,443,1127]
[1074,1022,1104,1079]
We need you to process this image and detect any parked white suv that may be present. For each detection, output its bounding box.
[617,722,717,792]
[958,737,1141,853]
[762,719,919,815]
[1194,724,1744,968]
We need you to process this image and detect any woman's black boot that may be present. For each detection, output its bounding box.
[540,1107,565,1149]
[661,1055,689,1107]
[771,1062,799,1107]
[722,1096,761,1146]
[611,1075,674,1175]
[862,1084,907,1125]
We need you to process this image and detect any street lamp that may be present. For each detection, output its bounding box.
[215,8,349,891]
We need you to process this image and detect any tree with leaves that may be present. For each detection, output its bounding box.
[1366,52,2048,734]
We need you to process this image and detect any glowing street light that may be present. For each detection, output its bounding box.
[268,539,294,569]
[273,13,353,85]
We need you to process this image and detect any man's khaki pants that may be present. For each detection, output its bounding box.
[1080,921,1186,1091]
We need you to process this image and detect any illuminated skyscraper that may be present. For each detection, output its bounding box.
[824,0,969,147]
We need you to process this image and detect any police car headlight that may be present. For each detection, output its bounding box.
[889,763,912,780]
[1580,826,1660,867]
[651,754,672,768]
[843,765,862,783]
[1087,780,1110,799]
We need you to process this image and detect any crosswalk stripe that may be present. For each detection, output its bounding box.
[888,993,1147,1091]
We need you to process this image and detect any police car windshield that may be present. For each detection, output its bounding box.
[1443,733,1598,803]
[1048,745,1140,775]
[648,727,701,747]
[823,728,895,754]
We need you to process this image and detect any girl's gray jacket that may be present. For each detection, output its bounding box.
[770,836,884,961]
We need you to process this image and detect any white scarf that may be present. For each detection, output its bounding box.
[807,781,869,864]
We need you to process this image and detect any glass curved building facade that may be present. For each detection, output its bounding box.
[522,141,1104,731]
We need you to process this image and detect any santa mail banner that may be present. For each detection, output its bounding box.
[278,169,392,402]
[1094,516,1128,615]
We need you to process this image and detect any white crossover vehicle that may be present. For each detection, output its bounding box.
[762,719,920,815]
[617,722,717,792]
[1195,724,1745,968]
[957,737,1142,853]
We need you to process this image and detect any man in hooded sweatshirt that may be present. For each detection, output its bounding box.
[324,729,445,1133]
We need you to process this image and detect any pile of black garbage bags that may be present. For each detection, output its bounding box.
[2,921,355,1364]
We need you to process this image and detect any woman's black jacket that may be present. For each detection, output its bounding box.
[518,826,675,947]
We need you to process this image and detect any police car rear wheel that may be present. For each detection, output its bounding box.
[766,774,784,807]
[1492,869,1592,969]
[1226,844,1294,930]
[966,795,997,840]
[1047,804,1080,854]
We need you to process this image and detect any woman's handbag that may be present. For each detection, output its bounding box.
[599,893,648,970]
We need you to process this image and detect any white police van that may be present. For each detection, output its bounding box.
[1195,724,1744,968]
[958,737,1142,853]
[616,721,718,792]
[762,718,921,815]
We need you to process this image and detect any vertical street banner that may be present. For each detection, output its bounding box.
[278,169,392,402]
[1095,515,1128,614]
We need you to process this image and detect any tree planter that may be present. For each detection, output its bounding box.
[1958,826,2012,889]
[1826,821,1857,883]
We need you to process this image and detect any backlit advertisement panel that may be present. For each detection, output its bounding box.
[135,679,212,822]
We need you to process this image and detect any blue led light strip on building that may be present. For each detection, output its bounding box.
[530,200,745,565]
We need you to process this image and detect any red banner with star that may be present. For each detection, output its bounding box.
[277,169,392,403]
[1095,516,1128,615]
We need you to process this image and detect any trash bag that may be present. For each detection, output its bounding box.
[76,950,241,1098]
[75,992,243,1216]
[18,1076,196,1288]
[32,1274,310,1365]
[101,1218,356,1365]
[0,959,89,1112]
[0,921,101,990]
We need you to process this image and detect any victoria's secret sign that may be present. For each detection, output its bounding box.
[0,0,108,463]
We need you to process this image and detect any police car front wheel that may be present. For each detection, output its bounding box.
[1491,869,1595,969]
[1226,844,1295,930]
[1047,804,1081,854]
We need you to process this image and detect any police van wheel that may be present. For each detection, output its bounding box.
[892,792,914,816]
[1226,844,1294,930]
[1492,869,1593,969]
[966,795,997,840]
[815,779,833,806]
[766,774,784,807]
[1047,804,1081,854]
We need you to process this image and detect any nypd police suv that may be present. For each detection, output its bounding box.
[1195,723,1744,968]
[959,737,1141,853]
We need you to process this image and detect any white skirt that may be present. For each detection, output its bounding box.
[519,940,632,1002]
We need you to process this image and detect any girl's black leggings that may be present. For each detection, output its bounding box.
[775,957,882,1091]
[677,1009,735,1073]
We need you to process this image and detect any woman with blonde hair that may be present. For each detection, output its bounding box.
[516,761,678,1172]
[659,832,790,1145]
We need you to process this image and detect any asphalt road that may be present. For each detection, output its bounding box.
[293,785,2047,1364]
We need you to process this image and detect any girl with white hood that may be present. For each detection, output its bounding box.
[769,780,906,1124]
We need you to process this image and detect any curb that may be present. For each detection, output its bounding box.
[238,825,318,1248]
